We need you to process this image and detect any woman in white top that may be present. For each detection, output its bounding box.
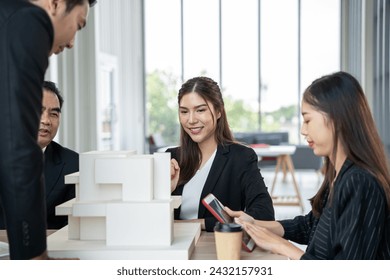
[167,76,274,231]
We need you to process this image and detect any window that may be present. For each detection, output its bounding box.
[145,0,340,147]
[97,53,119,150]
[373,0,390,155]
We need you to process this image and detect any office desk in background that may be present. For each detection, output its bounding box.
[0,229,286,260]
[251,145,304,212]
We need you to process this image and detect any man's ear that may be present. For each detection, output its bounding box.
[48,0,61,16]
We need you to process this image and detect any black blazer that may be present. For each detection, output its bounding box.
[0,0,53,259]
[44,141,78,229]
[168,143,275,231]
[281,160,390,259]
[0,141,78,229]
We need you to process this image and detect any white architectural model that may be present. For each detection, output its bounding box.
[47,151,200,259]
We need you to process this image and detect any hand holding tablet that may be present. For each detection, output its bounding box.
[202,193,256,252]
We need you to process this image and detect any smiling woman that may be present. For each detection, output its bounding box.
[167,76,275,232]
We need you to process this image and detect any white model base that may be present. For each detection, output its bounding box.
[47,223,201,260]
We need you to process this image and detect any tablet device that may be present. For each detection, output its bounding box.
[202,193,233,223]
[202,193,256,252]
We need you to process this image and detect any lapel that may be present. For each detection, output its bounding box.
[198,144,230,217]
[44,142,65,199]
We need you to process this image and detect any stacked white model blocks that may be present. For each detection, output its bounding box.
[64,151,173,247]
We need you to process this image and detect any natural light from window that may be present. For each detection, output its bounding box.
[145,0,340,149]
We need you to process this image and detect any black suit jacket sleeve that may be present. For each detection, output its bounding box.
[168,144,275,231]
[0,1,53,259]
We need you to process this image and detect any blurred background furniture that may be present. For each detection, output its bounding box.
[234,131,289,167]
[234,131,289,146]
[252,145,304,212]
[291,145,323,181]
[148,133,166,153]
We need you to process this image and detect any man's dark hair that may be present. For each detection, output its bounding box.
[43,81,64,110]
[65,0,97,13]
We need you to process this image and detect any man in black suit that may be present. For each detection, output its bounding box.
[40,81,78,229]
[0,0,96,260]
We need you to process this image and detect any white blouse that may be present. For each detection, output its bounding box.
[179,149,217,220]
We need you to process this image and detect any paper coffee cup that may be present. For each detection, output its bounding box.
[214,222,243,260]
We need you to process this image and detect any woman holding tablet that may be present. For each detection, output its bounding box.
[226,71,390,259]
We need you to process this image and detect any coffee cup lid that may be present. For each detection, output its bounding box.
[214,222,242,232]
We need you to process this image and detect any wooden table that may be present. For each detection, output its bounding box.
[252,145,304,212]
[0,230,286,260]
[190,231,287,260]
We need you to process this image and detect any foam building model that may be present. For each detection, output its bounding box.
[47,151,201,259]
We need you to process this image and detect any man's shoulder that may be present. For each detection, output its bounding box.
[1,0,53,39]
[0,0,31,13]
[50,141,79,159]
[1,0,48,23]
[1,0,53,66]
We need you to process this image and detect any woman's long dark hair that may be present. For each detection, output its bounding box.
[177,77,235,185]
[304,71,390,217]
